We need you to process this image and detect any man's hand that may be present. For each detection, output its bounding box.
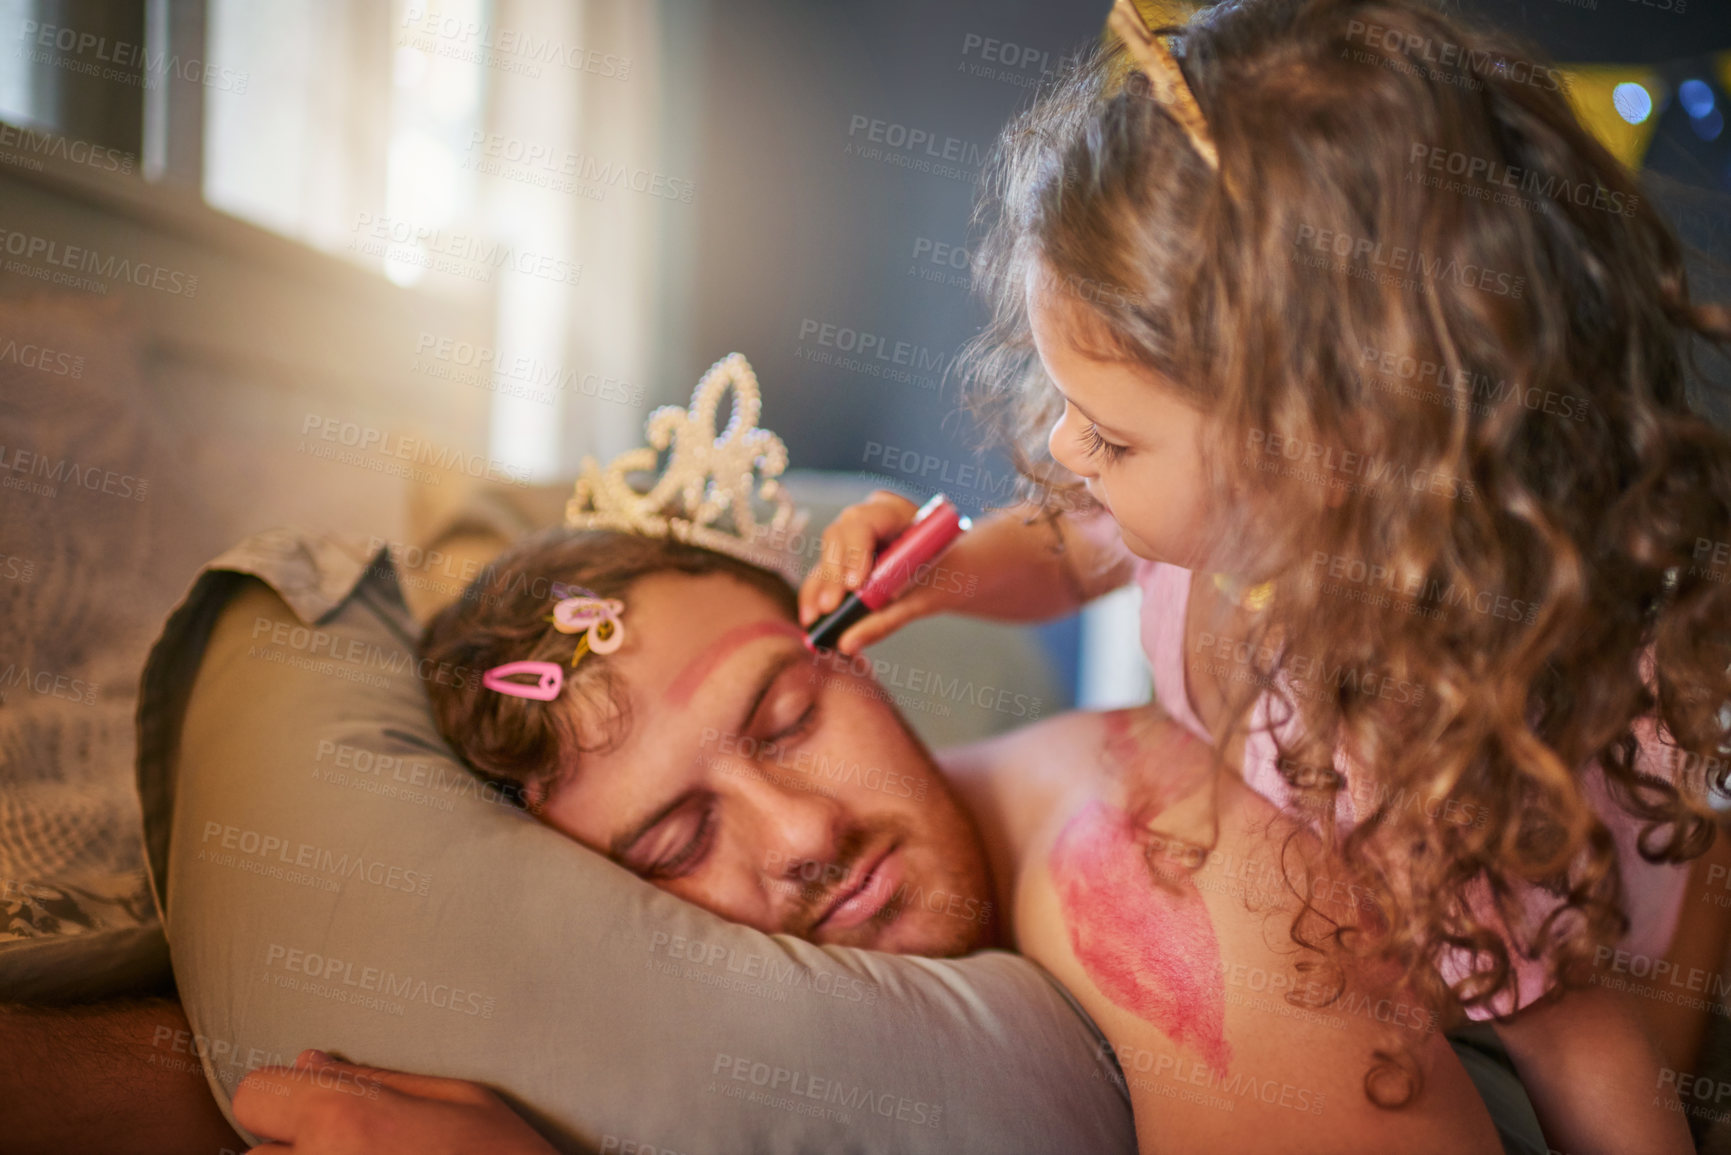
[234,1050,556,1155]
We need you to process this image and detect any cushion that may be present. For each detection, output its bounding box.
[0,283,471,1002]
[136,526,1138,1153]
[0,292,216,1002]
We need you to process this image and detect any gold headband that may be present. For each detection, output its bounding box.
[1107,0,1219,173]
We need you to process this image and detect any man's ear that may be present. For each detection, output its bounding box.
[522,777,551,815]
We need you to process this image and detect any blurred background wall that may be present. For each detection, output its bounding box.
[2,0,1729,711]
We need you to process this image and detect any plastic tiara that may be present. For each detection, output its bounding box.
[564,353,808,582]
[1107,0,1220,173]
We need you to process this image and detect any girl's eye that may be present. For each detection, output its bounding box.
[641,799,717,880]
[1082,422,1129,464]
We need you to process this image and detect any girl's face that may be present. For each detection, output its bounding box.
[1027,275,1215,569]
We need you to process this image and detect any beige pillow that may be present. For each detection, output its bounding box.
[135,527,1137,1153]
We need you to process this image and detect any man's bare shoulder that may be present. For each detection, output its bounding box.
[989,714,1503,1155]
[939,708,1111,791]
[938,709,1135,869]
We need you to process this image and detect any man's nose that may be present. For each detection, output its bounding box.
[734,769,846,884]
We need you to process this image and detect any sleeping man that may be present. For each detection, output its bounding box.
[224,522,1526,1154]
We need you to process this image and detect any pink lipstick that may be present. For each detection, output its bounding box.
[1049,800,1232,1076]
[805,494,971,651]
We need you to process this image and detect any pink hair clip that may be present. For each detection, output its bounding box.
[481,588,629,701]
[548,593,626,668]
[481,660,564,701]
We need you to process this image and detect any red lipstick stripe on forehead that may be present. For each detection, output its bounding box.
[663,620,805,706]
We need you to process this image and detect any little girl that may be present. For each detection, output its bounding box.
[802,0,1730,1150]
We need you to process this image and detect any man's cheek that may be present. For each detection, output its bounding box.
[530,787,588,844]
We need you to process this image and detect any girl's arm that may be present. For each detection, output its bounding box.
[1493,989,1692,1155]
[797,493,1133,653]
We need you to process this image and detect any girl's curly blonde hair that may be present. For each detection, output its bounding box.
[962,0,1731,1103]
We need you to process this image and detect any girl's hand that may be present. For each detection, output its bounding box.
[233,1050,556,1155]
[798,494,1133,656]
[798,490,949,654]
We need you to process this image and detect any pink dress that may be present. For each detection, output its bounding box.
[1130,555,1690,1018]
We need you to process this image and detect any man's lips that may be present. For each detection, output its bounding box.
[813,842,902,934]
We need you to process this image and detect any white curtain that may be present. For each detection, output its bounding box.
[200,0,689,482]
